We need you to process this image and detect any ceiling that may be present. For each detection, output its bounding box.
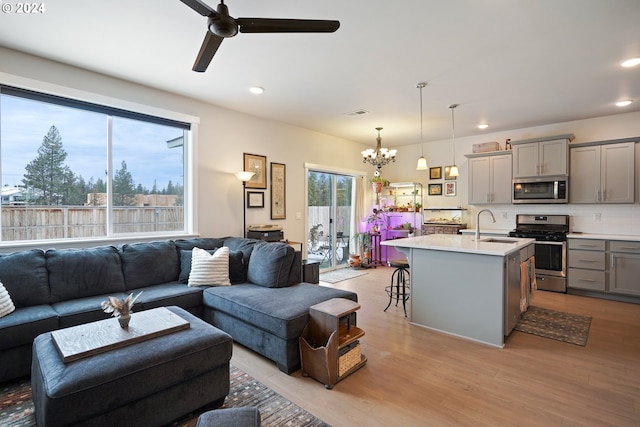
[0,0,639,146]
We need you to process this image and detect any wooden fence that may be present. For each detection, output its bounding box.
[1,206,184,241]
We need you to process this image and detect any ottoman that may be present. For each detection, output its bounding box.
[31,306,233,427]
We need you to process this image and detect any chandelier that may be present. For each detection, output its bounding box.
[361,127,397,171]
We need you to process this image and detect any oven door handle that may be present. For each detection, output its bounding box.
[534,240,566,246]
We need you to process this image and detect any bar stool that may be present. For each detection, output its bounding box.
[384,259,410,317]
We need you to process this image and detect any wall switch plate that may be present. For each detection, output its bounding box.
[502,212,508,219]
[296,212,302,220]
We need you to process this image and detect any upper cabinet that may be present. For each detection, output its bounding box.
[511,134,574,178]
[465,151,512,204]
[570,140,635,204]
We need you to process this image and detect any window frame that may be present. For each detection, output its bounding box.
[0,82,199,249]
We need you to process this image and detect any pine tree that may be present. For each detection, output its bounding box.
[22,125,76,205]
[113,160,136,206]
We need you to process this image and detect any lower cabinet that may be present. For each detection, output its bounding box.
[568,238,640,299]
[610,241,640,296]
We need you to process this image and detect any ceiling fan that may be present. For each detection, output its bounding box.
[179,0,340,72]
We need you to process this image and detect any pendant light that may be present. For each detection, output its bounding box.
[416,82,428,170]
[448,103,459,177]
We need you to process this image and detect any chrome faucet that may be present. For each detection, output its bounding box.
[475,209,496,240]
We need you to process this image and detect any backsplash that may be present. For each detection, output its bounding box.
[466,204,640,236]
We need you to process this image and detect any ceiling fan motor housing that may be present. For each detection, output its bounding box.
[208,16,238,37]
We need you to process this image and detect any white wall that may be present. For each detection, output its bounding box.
[0,47,369,246]
[3,46,640,243]
[381,111,640,235]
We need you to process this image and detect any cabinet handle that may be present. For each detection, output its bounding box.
[578,278,596,282]
[617,246,640,250]
[602,190,606,201]
[578,259,596,262]
[539,164,543,175]
[578,244,597,248]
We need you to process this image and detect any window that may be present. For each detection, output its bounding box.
[0,85,190,243]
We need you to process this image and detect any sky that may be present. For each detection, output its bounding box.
[0,94,184,191]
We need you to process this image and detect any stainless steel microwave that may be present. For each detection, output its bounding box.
[512,176,568,204]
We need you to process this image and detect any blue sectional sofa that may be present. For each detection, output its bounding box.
[0,237,358,383]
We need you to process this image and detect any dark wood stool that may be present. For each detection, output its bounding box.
[384,259,410,317]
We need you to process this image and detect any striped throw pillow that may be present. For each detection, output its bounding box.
[188,246,231,287]
[0,281,16,318]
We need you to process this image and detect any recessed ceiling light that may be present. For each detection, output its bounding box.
[616,100,633,107]
[249,86,264,94]
[477,123,489,129]
[621,57,640,67]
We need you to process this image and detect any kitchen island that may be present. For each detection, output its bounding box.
[382,234,535,348]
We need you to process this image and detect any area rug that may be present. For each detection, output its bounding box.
[515,306,592,346]
[0,365,329,427]
[320,268,368,284]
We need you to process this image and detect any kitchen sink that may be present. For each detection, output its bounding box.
[479,238,518,244]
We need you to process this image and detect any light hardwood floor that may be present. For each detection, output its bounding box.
[230,266,640,427]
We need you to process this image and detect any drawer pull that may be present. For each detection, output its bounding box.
[578,278,596,282]
[578,259,596,262]
[578,244,597,248]
[617,246,640,250]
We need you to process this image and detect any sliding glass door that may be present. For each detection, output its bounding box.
[307,170,355,271]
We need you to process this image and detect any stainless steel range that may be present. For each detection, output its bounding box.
[508,214,570,292]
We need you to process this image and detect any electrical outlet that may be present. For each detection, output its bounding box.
[502,212,508,220]
[593,213,601,221]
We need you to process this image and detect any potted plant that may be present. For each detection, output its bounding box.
[370,176,390,193]
[366,208,387,233]
[352,231,372,258]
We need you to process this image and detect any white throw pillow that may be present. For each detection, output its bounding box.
[0,281,16,318]
[188,246,231,287]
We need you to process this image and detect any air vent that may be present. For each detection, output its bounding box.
[344,109,369,116]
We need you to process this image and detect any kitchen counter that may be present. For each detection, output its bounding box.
[568,233,640,242]
[381,234,535,348]
[382,234,534,256]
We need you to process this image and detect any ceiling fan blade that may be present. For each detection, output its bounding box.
[192,31,224,72]
[180,0,216,17]
[236,18,340,33]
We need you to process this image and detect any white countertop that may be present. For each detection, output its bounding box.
[381,234,535,256]
[568,233,640,242]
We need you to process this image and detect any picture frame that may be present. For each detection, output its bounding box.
[444,181,457,197]
[428,183,443,196]
[429,166,442,180]
[270,162,286,219]
[247,191,264,208]
[243,153,267,189]
[444,166,457,180]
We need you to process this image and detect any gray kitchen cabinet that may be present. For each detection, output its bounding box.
[570,141,635,204]
[466,152,512,204]
[609,241,640,296]
[568,239,606,291]
[511,136,571,178]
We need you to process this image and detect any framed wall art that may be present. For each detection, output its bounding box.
[444,166,457,180]
[247,191,264,208]
[243,153,267,189]
[428,183,443,196]
[444,181,457,196]
[270,162,286,219]
[429,166,442,180]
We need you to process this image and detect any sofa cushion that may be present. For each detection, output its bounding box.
[179,249,244,284]
[0,305,58,350]
[223,237,261,281]
[174,238,225,260]
[119,241,179,289]
[202,283,358,340]
[46,246,126,304]
[189,247,231,287]
[127,283,203,311]
[0,281,15,318]
[247,242,295,288]
[0,249,49,308]
[52,293,129,328]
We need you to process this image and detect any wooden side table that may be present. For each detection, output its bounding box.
[299,298,366,389]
